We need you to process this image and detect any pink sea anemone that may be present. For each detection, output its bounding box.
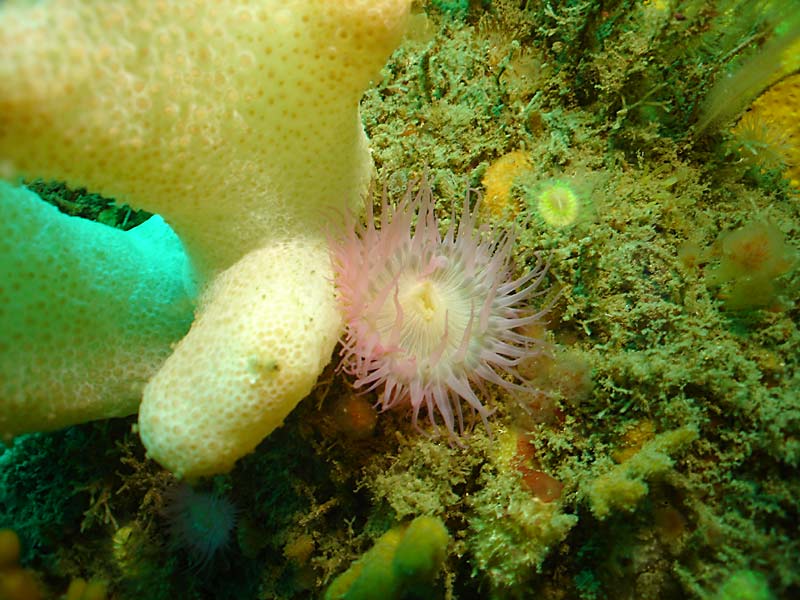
[330,177,550,438]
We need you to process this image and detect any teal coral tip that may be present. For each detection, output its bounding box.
[0,181,196,439]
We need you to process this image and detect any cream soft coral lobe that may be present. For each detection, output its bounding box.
[0,0,410,273]
[0,0,411,478]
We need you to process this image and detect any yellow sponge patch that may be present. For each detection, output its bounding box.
[481,151,532,217]
[744,73,800,188]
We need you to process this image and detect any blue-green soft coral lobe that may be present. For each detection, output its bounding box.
[0,181,197,439]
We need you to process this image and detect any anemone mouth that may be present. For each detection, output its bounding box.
[376,260,475,364]
[331,177,550,439]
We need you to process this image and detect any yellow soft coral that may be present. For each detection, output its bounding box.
[0,0,411,478]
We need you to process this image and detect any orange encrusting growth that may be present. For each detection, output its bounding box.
[0,529,40,600]
[481,151,532,216]
[706,221,796,310]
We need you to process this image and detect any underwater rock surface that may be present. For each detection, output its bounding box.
[1,1,798,599]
